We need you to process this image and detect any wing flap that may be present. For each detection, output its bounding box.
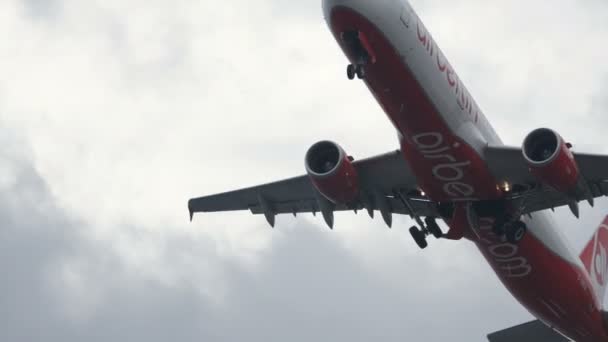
[247,196,437,216]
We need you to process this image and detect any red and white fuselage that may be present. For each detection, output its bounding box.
[322,0,608,340]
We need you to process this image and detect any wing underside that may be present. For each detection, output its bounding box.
[485,145,608,215]
[189,145,608,228]
[188,150,440,227]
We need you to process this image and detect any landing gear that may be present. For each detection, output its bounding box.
[355,64,365,79]
[493,217,527,244]
[492,216,506,236]
[347,64,355,80]
[347,63,366,80]
[393,189,443,249]
[505,221,527,244]
[341,30,372,80]
[409,226,428,249]
[425,217,443,239]
[407,217,442,249]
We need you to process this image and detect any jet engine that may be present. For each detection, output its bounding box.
[522,128,580,194]
[305,141,360,204]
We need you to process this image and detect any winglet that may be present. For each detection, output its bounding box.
[189,209,194,222]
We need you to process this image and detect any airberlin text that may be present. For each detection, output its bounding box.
[412,132,475,200]
[416,21,481,123]
[477,217,532,278]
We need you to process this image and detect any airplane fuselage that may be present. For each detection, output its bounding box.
[322,0,608,340]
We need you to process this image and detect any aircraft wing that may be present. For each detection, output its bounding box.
[485,145,608,215]
[487,320,569,341]
[188,150,440,227]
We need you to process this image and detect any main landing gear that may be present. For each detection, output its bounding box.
[341,30,372,80]
[492,217,527,244]
[394,189,443,249]
[408,217,443,249]
[473,200,528,244]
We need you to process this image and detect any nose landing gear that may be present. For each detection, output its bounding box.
[347,64,366,80]
[341,30,374,80]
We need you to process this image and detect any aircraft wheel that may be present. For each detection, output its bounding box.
[355,64,366,79]
[347,64,356,80]
[505,221,527,244]
[409,226,428,249]
[425,217,443,239]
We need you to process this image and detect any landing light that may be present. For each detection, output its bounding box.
[502,182,511,192]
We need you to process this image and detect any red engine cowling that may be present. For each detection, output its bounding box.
[305,141,359,204]
[522,128,580,194]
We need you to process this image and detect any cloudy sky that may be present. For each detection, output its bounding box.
[1,0,608,341]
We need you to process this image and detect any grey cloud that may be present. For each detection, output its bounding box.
[0,138,531,342]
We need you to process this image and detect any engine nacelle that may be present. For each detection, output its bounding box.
[522,128,580,194]
[305,141,359,204]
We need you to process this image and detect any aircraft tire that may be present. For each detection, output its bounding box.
[409,226,428,249]
[347,64,356,80]
[355,64,366,79]
[506,221,527,244]
[425,217,443,239]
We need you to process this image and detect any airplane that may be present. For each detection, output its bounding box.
[188,0,608,340]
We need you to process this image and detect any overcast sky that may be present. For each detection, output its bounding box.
[1,0,608,341]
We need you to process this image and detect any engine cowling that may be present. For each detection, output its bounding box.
[305,141,359,204]
[522,128,580,194]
